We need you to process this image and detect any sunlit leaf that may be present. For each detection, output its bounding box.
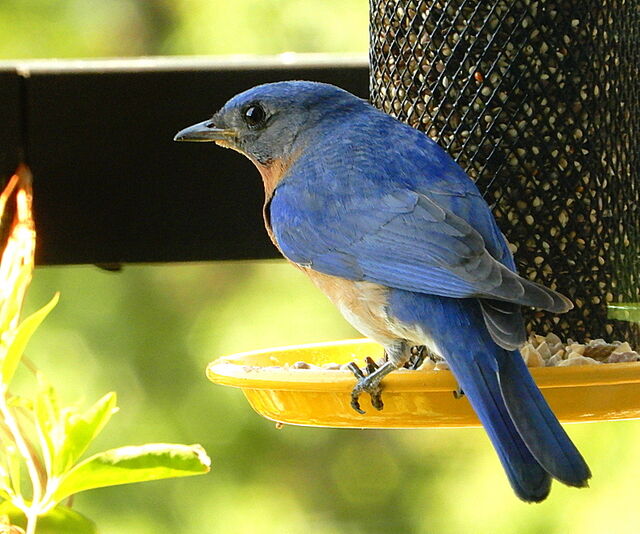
[0,165,35,339]
[0,502,96,534]
[1,293,59,387]
[0,511,24,534]
[4,445,20,499]
[0,462,13,501]
[52,443,211,502]
[34,374,60,477]
[6,395,33,412]
[0,268,32,335]
[54,392,118,477]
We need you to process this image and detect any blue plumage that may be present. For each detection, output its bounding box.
[387,290,590,500]
[175,80,591,501]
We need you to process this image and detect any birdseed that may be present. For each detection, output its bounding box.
[262,333,639,372]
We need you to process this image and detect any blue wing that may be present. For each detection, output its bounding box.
[269,113,570,314]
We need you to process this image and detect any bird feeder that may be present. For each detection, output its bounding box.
[207,339,640,428]
[207,0,640,427]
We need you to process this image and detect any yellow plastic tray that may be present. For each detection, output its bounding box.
[206,338,640,428]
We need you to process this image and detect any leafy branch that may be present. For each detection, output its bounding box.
[0,165,211,534]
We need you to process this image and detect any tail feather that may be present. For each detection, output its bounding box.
[445,349,552,502]
[497,353,592,487]
[386,290,590,500]
[427,299,590,499]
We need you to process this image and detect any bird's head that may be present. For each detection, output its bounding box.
[174,81,367,168]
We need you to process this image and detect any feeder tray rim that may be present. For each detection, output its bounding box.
[207,338,640,392]
[206,339,640,428]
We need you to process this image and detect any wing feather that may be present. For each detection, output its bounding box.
[274,185,570,313]
[270,123,572,316]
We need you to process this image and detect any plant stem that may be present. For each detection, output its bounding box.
[14,406,46,487]
[24,509,38,534]
[0,387,42,534]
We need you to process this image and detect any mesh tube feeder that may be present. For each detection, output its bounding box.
[369,0,640,345]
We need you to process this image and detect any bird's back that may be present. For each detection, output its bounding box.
[279,105,514,270]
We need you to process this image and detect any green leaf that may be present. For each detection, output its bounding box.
[0,268,32,334]
[1,293,59,387]
[0,488,11,503]
[4,444,21,498]
[54,392,118,477]
[52,443,211,502]
[0,462,13,501]
[6,394,33,412]
[0,501,97,534]
[34,375,60,477]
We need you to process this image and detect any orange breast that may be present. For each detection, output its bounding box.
[257,154,300,255]
[301,267,401,346]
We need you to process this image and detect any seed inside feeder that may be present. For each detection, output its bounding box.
[369,0,640,347]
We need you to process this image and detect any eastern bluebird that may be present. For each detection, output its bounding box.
[175,81,591,501]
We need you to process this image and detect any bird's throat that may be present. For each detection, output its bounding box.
[256,154,298,200]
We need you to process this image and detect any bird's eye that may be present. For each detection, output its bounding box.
[243,104,266,128]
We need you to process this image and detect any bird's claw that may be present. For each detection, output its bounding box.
[347,359,385,414]
[365,356,379,375]
[407,345,427,370]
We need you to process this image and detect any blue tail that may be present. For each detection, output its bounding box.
[388,291,591,501]
[442,346,553,501]
[496,350,591,487]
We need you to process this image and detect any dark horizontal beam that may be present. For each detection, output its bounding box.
[0,56,369,265]
[0,70,21,180]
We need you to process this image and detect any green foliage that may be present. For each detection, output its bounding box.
[0,0,367,59]
[0,174,210,533]
[0,502,97,534]
[0,293,210,534]
[35,386,118,478]
[52,443,211,503]
[2,294,58,387]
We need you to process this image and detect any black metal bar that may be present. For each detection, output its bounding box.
[0,70,21,180]
[0,57,368,265]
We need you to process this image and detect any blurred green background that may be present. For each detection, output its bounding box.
[3,1,640,533]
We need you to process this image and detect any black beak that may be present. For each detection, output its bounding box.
[173,120,237,143]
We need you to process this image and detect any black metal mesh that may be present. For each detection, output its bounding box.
[369,0,640,344]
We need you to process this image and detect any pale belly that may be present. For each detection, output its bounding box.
[300,267,440,362]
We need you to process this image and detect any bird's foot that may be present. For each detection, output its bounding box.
[406,345,427,370]
[378,345,428,370]
[452,387,465,399]
[347,359,397,414]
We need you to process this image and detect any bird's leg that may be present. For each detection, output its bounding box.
[378,345,427,369]
[348,341,409,414]
[407,345,427,370]
[405,345,446,369]
[348,361,397,414]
